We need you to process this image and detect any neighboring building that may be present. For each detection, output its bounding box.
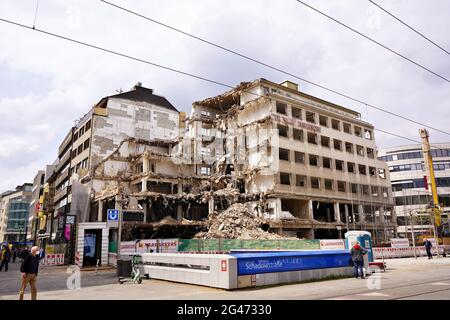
[188,79,396,243]
[378,143,450,239]
[0,183,33,243]
[27,170,45,243]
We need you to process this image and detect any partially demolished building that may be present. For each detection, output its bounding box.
[34,79,396,266]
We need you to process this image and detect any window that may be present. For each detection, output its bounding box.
[356,145,364,156]
[276,102,287,115]
[323,157,332,169]
[378,168,386,179]
[358,164,366,175]
[293,128,303,141]
[320,136,330,148]
[367,147,375,159]
[345,142,353,153]
[354,126,362,137]
[201,110,211,117]
[200,166,211,175]
[371,186,379,196]
[364,129,372,140]
[311,177,320,189]
[296,175,307,187]
[279,148,290,161]
[85,120,91,130]
[361,185,370,195]
[73,131,78,142]
[79,127,84,136]
[369,166,376,177]
[343,122,351,134]
[347,162,355,173]
[309,154,319,166]
[307,132,318,145]
[337,181,346,192]
[306,111,315,123]
[72,150,77,158]
[280,172,291,185]
[292,107,302,119]
[325,179,333,190]
[294,151,305,163]
[77,145,83,155]
[333,139,342,151]
[278,124,289,138]
[331,119,340,130]
[351,183,358,194]
[81,158,88,168]
[84,139,90,150]
[335,159,344,171]
[319,115,328,127]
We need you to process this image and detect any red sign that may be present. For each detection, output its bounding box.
[221,260,227,272]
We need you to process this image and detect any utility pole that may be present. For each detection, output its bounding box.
[419,128,441,257]
[409,211,417,259]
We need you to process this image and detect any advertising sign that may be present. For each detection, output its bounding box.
[390,238,410,248]
[120,239,179,254]
[319,239,345,250]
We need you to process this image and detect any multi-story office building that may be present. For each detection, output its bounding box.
[27,170,45,243]
[378,143,450,238]
[0,183,33,243]
[189,79,396,243]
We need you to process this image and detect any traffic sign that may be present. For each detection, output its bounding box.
[107,209,119,221]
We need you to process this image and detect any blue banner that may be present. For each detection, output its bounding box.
[232,250,352,275]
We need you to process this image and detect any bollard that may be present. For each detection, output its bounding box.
[95,258,99,274]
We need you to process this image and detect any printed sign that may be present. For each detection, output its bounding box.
[390,238,410,248]
[107,209,119,221]
[319,239,345,250]
[120,239,179,254]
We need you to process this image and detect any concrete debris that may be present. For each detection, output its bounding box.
[194,203,293,240]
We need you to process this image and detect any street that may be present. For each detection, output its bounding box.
[2,257,450,300]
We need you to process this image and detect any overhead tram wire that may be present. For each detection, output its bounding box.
[0,17,445,150]
[368,0,450,56]
[98,0,450,137]
[294,0,450,83]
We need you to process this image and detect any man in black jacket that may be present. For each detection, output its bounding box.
[19,246,40,300]
[0,246,11,272]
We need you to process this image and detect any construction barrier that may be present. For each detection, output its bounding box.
[41,254,65,266]
[178,239,321,252]
[373,246,445,259]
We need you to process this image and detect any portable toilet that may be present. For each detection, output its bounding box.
[345,230,374,262]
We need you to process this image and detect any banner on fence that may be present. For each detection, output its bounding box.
[120,239,178,254]
[319,239,345,250]
[41,254,65,265]
[390,238,410,248]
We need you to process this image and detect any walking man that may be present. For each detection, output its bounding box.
[424,239,433,259]
[19,246,40,300]
[350,241,367,279]
[0,246,11,272]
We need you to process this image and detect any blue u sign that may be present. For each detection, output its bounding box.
[107,209,119,221]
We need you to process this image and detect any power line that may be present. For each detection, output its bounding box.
[0,17,445,150]
[368,0,450,55]
[99,0,450,137]
[294,0,450,82]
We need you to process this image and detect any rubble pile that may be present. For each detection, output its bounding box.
[194,203,293,240]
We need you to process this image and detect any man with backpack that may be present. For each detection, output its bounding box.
[350,241,367,279]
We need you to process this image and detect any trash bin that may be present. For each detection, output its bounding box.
[116,260,123,277]
[122,260,132,277]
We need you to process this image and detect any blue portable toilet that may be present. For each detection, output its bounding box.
[345,230,374,262]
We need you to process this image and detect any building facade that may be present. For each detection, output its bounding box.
[378,143,450,239]
[0,183,33,243]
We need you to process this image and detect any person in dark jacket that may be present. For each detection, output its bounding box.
[12,247,17,263]
[0,246,11,272]
[19,246,40,300]
[350,241,367,279]
[424,239,433,259]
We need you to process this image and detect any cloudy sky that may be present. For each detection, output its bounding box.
[0,0,449,191]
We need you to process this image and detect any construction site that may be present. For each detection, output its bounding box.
[67,78,397,252]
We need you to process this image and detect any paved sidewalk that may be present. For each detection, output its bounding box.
[2,256,450,300]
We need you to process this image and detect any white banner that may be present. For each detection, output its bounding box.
[390,238,410,248]
[41,254,65,265]
[319,239,345,250]
[120,239,179,254]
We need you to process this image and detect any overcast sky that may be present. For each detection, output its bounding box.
[0,0,449,191]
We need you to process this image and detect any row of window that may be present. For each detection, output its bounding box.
[278,148,386,178]
[277,124,376,158]
[389,162,450,172]
[73,157,89,174]
[379,148,450,162]
[392,177,450,192]
[394,194,450,207]
[73,119,91,142]
[278,172,389,197]
[8,202,29,211]
[72,138,90,158]
[275,101,373,139]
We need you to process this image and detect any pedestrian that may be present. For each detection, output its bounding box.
[0,246,11,272]
[12,247,17,263]
[424,239,433,259]
[350,241,367,279]
[19,246,40,300]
